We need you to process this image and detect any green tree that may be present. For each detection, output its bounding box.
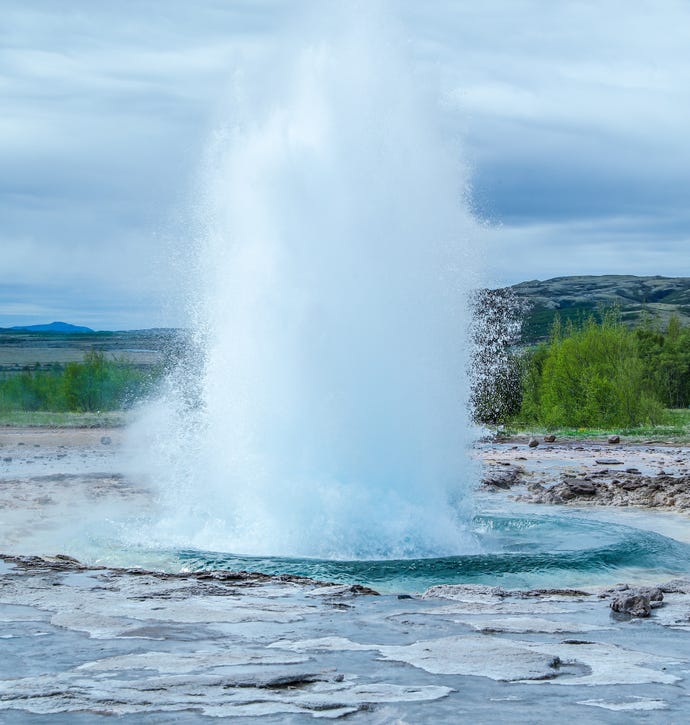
[636,315,690,408]
[0,351,157,413]
[520,311,665,428]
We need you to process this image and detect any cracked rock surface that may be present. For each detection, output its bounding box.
[478,438,690,512]
[2,555,690,721]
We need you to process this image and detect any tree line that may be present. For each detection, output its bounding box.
[3,309,688,425]
[472,292,690,429]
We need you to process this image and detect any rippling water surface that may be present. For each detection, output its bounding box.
[155,512,690,593]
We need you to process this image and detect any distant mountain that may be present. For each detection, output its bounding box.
[507,275,690,343]
[7,321,95,334]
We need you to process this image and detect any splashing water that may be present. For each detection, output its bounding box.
[139,8,480,560]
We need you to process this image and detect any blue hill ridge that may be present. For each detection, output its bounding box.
[7,321,94,334]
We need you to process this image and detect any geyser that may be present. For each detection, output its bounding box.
[144,10,479,560]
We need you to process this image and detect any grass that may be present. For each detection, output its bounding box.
[495,408,690,443]
[0,410,128,428]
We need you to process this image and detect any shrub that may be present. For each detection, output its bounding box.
[0,351,158,412]
[520,311,666,428]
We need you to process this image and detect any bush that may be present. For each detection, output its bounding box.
[520,311,666,428]
[636,315,690,408]
[0,351,158,412]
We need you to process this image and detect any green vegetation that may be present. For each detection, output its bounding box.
[496,409,690,443]
[636,315,690,409]
[508,275,690,344]
[0,410,127,428]
[514,311,690,430]
[0,351,160,414]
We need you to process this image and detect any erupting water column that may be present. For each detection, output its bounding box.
[149,10,479,560]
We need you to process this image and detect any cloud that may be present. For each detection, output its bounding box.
[1,0,689,328]
[482,214,690,287]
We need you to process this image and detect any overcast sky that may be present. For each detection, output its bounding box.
[2,0,689,329]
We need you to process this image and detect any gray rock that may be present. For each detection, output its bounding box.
[620,479,644,491]
[660,579,690,594]
[607,585,663,617]
[100,436,112,446]
[565,479,596,496]
[610,594,651,617]
[528,437,539,448]
[483,468,522,490]
[634,586,664,605]
[608,435,621,444]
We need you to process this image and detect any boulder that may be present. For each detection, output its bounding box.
[607,585,663,617]
[528,437,539,448]
[634,586,664,605]
[543,434,556,443]
[660,579,690,594]
[565,479,596,496]
[607,435,621,444]
[483,470,520,489]
[610,593,651,617]
[620,479,644,491]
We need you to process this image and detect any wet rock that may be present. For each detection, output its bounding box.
[565,479,596,496]
[516,588,590,599]
[333,584,379,597]
[659,579,690,594]
[610,594,651,617]
[595,459,624,465]
[100,436,112,445]
[519,467,690,511]
[543,434,556,443]
[310,584,379,597]
[635,587,664,606]
[483,476,511,490]
[528,437,539,448]
[422,584,509,600]
[377,635,578,681]
[619,479,644,491]
[608,435,621,444]
[603,584,664,618]
[510,469,690,511]
[482,467,522,490]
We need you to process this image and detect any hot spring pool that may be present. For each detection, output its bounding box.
[86,510,690,594]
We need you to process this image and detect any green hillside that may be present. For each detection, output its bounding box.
[507,275,690,342]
